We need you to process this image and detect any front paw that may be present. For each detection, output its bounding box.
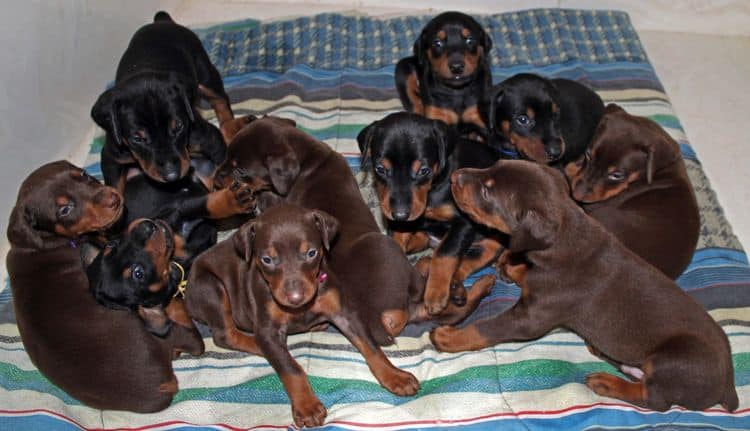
[292,397,327,428]
[379,368,420,396]
[212,182,256,217]
[430,325,486,353]
[424,281,450,315]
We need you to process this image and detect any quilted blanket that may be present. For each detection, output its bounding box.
[2,9,750,430]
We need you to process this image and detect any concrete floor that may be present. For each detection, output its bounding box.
[0,3,748,277]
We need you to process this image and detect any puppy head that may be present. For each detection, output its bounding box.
[357,112,454,222]
[487,74,565,163]
[233,204,338,310]
[451,160,569,253]
[86,218,178,336]
[214,116,300,203]
[91,72,195,183]
[415,11,492,88]
[566,104,680,203]
[8,161,123,249]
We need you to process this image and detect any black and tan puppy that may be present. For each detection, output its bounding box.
[395,11,493,131]
[431,160,738,412]
[483,73,604,166]
[7,161,203,412]
[357,112,503,315]
[565,104,699,279]
[185,204,420,427]
[86,218,202,339]
[91,11,232,191]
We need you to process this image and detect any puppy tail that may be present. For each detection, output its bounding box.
[154,11,173,23]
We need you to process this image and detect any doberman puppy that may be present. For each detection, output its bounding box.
[6,161,203,412]
[395,12,493,132]
[482,73,604,166]
[91,11,232,192]
[566,104,700,279]
[86,218,203,339]
[186,204,428,427]
[431,160,738,412]
[357,112,504,315]
[213,116,424,346]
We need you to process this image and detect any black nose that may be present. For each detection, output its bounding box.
[449,61,465,74]
[391,208,410,221]
[546,143,563,161]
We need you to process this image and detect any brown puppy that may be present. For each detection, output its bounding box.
[431,160,738,412]
[566,104,699,279]
[7,161,203,412]
[214,116,424,345]
[185,204,420,427]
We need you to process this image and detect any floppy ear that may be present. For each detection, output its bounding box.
[169,73,196,123]
[413,27,426,66]
[509,209,557,253]
[486,86,504,133]
[265,153,299,196]
[91,88,123,146]
[480,25,493,53]
[604,103,625,115]
[180,85,195,123]
[7,205,43,249]
[233,220,257,261]
[309,210,340,251]
[431,120,455,171]
[137,305,172,338]
[356,121,378,170]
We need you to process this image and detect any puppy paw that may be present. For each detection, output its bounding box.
[292,398,327,428]
[424,285,450,316]
[585,372,643,400]
[430,325,487,353]
[379,369,420,396]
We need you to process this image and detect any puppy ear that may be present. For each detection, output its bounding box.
[509,209,557,253]
[137,305,172,338]
[309,210,340,251]
[431,120,455,171]
[91,89,123,146]
[265,153,299,196]
[413,27,426,66]
[180,86,195,123]
[7,205,43,249]
[233,220,257,261]
[356,121,378,169]
[486,86,504,134]
[480,25,493,53]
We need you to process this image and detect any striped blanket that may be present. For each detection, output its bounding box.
[2,9,750,430]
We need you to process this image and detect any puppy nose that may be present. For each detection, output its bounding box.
[449,61,465,74]
[391,207,410,221]
[284,279,306,306]
[546,141,563,161]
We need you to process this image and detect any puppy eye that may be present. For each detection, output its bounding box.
[307,249,318,259]
[417,166,432,177]
[131,264,145,282]
[172,120,184,135]
[608,171,626,182]
[374,164,388,176]
[432,39,444,49]
[260,256,273,266]
[57,201,75,218]
[515,115,534,127]
[465,37,476,48]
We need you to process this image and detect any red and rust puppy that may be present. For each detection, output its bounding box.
[565,104,699,279]
[357,112,504,315]
[86,218,204,340]
[431,160,738,412]
[185,204,420,427]
[91,11,231,192]
[395,11,493,132]
[482,73,604,166]
[7,161,203,412]
[214,116,425,346]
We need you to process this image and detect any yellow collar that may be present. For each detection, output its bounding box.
[171,261,188,298]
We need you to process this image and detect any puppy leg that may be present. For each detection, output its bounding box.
[424,221,475,315]
[411,274,495,326]
[197,84,235,139]
[451,238,503,306]
[256,325,326,428]
[331,311,419,396]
